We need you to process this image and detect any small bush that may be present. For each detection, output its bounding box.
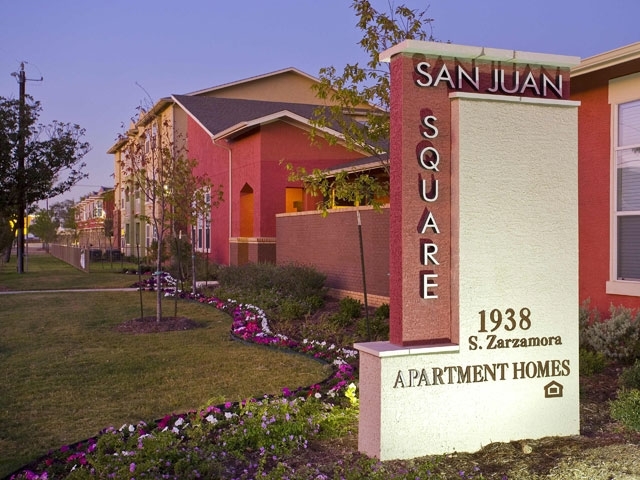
[620,360,640,390]
[583,304,640,363]
[217,263,326,300]
[338,297,363,319]
[579,298,601,350]
[374,303,390,321]
[214,263,327,321]
[357,315,389,340]
[579,348,607,376]
[328,297,363,329]
[610,389,640,431]
[300,313,348,344]
[330,311,356,328]
[278,298,310,321]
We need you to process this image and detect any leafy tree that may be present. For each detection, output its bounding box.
[29,208,58,250]
[49,199,76,228]
[0,95,90,267]
[311,0,434,160]
[289,1,434,338]
[120,118,222,322]
[0,214,14,263]
[289,1,434,210]
[285,163,389,215]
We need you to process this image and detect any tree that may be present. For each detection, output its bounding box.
[120,117,221,322]
[285,163,389,215]
[0,213,14,263]
[29,208,58,250]
[290,1,434,210]
[0,94,90,269]
[291,1,435,338]
[311,0,434,160]
[49,199,76,229]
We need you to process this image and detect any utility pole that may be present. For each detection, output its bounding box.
[14,63,26,274]
[11,62,42,273]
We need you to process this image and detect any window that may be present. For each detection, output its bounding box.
[144,124,157,154]
[615,99,640,281]
[193,187,211,252]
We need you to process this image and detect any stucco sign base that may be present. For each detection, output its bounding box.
[355,342,579,461]
[358,40,581,461]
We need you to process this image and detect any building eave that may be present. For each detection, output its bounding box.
[107,136,130,154]
[571,41,640,77]
[136,97,173,126]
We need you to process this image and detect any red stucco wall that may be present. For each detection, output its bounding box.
[574,75,640,315]
[187,115,368,267]
[188,116,231,265]
[257,121,364,236]
[575,83,612,314]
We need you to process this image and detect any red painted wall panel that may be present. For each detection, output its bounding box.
[258,122,364,237]
[186,115,368,267]
[187,116,231,265]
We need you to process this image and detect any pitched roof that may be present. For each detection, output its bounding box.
[172,94,346,141]
[326,153,389,174]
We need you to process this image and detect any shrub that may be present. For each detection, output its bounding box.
[217,263,326,300]
[582,304,640,363]
[300,313,349,344]
[374,303,390,321]
[579,348,607,376]
[579,298,601,350]
[330,311,356,328]
[357,315,389,340]
[610,389,640,431]
[215,263,327,321]
[338,297,363,319]
[328,297,363,329]
[620,360,640,390]
[278,298,310,321]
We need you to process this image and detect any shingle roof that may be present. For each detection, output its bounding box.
[326,154,389,174]
[172,95,328,138]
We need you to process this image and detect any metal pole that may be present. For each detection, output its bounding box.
[357,210,371,341]
[192,226,197,295]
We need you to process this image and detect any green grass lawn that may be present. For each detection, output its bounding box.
[0,252,141,290]
[0,255,330,477]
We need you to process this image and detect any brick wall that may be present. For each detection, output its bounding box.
[229,238,276,265]
[276,206,389,305]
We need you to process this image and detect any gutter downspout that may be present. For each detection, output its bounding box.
[212,137,232,265]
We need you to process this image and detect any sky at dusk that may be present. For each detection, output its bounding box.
[2,0,639,205]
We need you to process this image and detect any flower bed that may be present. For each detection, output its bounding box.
[8,279,359,480]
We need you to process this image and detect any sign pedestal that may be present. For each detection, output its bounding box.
[355,41,581,460]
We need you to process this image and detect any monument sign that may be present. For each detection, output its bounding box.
[355,41,581,460]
